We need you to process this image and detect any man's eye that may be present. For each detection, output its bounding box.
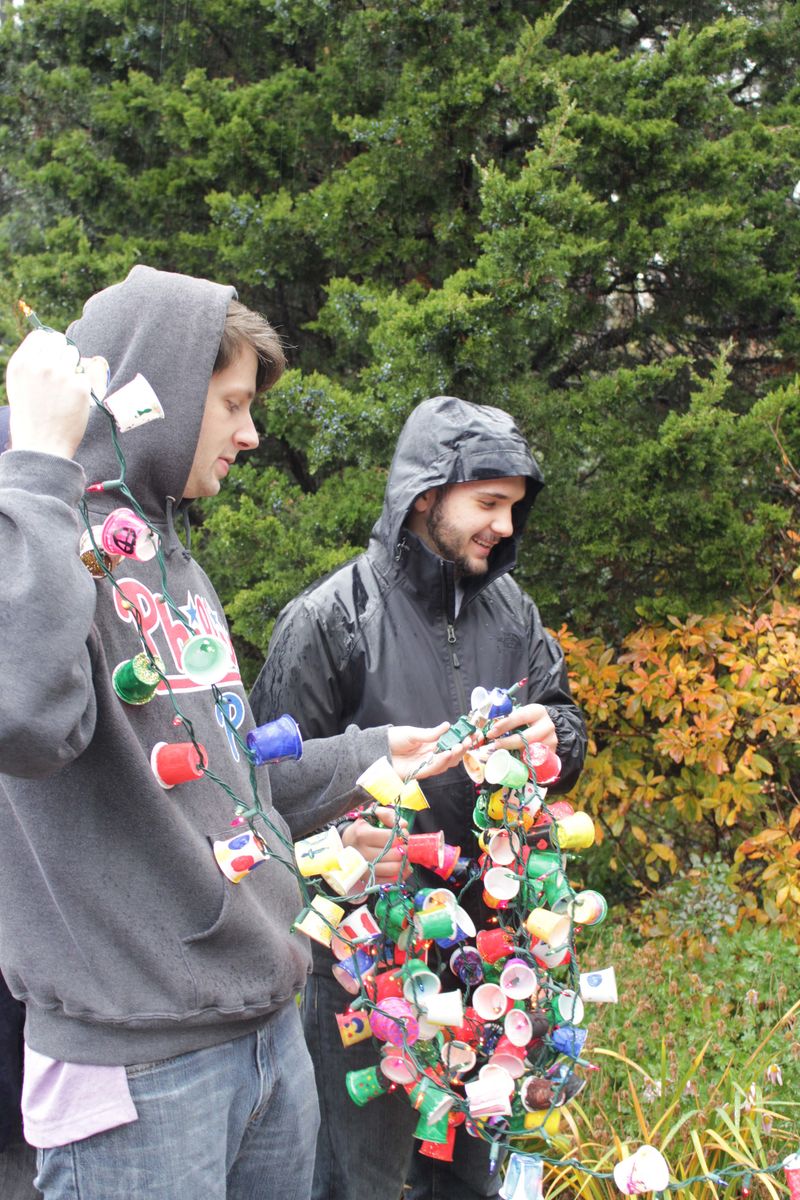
[226,401,239,414]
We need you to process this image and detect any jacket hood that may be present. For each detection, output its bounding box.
[374,395,544,566]
[66,265,236,518]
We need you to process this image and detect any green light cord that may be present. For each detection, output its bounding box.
[38,300,788,1192]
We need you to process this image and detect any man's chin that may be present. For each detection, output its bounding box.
[458,556,490,577]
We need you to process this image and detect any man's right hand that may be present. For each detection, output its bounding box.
[6,329,106,459]
[387,722,467,780]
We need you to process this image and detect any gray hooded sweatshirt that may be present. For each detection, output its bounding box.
[0,265,385,1065]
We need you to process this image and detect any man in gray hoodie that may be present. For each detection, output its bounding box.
[0,407,39,1200]
[0,266,458,1200]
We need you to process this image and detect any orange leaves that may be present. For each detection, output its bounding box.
[559,593,800,933]
[705,749,729,776]
[737,828,787,857]
[737,663,755,689]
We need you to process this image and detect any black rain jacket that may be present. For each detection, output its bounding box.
[251,396,587,867]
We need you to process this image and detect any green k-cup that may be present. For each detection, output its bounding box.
[375,892,410,940]
[112,652,164,705]
[484,749,530,789]
[414,906,457,941]
[402,958,441,1004]
[414,1106,451,1144]
[410,1077,452,1123]
[525,850,562,898]
[472,798,490,829]
[542,868,573,912]
[346,1065,387,1106]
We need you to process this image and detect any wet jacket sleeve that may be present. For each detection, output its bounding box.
[524,601,587,793]
[250,597,352,740]
[0,451,98,779]
[268,723,387,839]
[251,598,388,837]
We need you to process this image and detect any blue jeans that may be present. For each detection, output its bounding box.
[304,972,501,1200]
[35,1002,319,1200]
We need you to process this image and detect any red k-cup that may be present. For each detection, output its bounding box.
[365,968,405,1003]
[529,800,574,834]
[150,740,207,789]
[418,1120,457,1161]
[525,742,562,785]
[488,1035,527,1077]
[783,1153,800,1200]
[476,928,514,964]
[433,844,462,880]
[398,831,445,870]
[449,1007,484,1047]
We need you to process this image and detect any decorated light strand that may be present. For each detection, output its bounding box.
[285,688,797,1196]
[21,301,796,1198]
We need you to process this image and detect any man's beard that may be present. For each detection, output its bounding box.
[425,491,488,578]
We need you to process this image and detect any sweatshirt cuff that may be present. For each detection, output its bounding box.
[0,449,86,504]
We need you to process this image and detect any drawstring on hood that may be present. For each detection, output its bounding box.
[181,503,193,557]
[162,495,193,561]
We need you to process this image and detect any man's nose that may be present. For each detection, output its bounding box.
[491,505,515,537]
[235,413,259,450]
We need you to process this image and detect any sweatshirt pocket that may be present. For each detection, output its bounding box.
[181,869,232,949]
[178,844,304,1018]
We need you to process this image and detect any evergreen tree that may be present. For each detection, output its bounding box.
[1,0,798,673]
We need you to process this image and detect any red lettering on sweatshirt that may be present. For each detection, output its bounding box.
[113,577,241,693]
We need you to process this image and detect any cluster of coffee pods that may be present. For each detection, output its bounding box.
[291,685,618,1172]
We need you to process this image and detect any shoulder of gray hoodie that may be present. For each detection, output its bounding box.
[0,266,386,1065]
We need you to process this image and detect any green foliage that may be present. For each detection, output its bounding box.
[548,920,800,1198]
[635,852,740,943]
[194,459,386,682]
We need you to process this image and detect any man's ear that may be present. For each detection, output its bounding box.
[412,489,435,514]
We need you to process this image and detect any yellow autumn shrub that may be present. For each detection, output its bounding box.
[559,589,800,935]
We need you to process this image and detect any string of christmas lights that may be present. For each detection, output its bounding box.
[20,301,797,1200]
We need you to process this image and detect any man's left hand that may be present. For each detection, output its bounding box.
[484,703,558,753]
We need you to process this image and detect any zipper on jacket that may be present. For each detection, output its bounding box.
[446,622,468,713]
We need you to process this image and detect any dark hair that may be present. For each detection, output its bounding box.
[213,300,286,393]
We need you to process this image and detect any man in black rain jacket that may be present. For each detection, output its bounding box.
[251,395,587,1200]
